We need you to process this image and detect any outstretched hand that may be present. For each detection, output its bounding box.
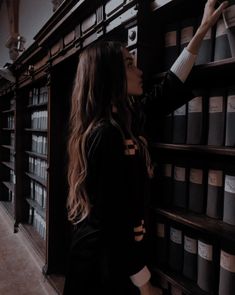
[200,0,228,32]
[187,0,229,55]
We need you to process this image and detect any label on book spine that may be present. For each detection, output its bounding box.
[209,96,223,113]
[227,95,235,112]
[170,228,182,244]
[184,236,197,254]
[223,5,235,29]
[208,170,223,187]
[221,250,235,272]
[174,105,186,116]
[165,31,177,47]
[188,96,202,113]
[164,164,172,177]
[156,223,165,238]
[198,241,213,261]
[181,26,194,44]
[225,175,235,193]
[190,169,203,184]
[216,18,226,37]
[174,167,186,181]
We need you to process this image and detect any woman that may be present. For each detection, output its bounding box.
[63,1,228,294]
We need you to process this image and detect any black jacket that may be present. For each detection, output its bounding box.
[63,71,193,295]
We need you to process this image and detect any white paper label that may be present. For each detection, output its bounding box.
[170,228,182,244]
[156,223,165,238]
[190,169,203,184]
[198,241,213,261]
[174,104,186,116]
[165,31,177,47]
[216,19,226,37]
[184,236,197,254]
[181,26,194,44]
[188,96,202,113]
[203,27,212,40]
[164,164,172,177]
[174,167,186,182]
[171,285,182,295]
[221,250,235,273]
[225,175,235,194]
[223,5,235,29]
[208,170,223,187]
[227,95,235,113]
[209,96,223,113]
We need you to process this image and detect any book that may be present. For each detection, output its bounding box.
[183,235,198,281]
[168,227,183,272]
[219,249,235,295]
[186,89,205,144]
[214,18,232,61]
[196,15,212,64]
[173,165,187,209]
[188,168,205,214]
[207,88,226,146]
[223,174,235,225]
[225,86,235,147]
[197,240,215,293]
[222,1,235,57]
[172,104,187,144]
[163,22,179,71]
[206,169,224,219]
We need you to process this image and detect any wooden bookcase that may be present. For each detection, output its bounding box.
[1,0,234,294]
[144,1,235,294]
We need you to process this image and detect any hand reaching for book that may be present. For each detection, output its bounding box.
[187,0,229,55]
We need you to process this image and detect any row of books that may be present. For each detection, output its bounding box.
[10,133,15,147]
[30,180,47,209]
[5,115,14,129]
[10,150,14,163]
[160,86,235,146]
[29,86,48,106]
[28,156,47,181]
[6,188,14,203]
[28,207,46,240]
[157,163,235,226]
[9,169,16,185]
[31,135,47,155]
[31,111,48,130]
[154,224,235,295]
[163,12,235,70]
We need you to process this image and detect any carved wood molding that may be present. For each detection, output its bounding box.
[5,0,21,61]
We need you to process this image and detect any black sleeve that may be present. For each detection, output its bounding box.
[141,71,194,138]
[87,125,148,277]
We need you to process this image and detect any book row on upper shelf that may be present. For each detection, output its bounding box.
[159,85,235,146]
[29,180,47,210]
[28,156,47,181]
[163,16,235,72]
[154,162,235,226]
[30,111,48,130]
[28,86,48,106]
[28,206,46,240]
[152,221,235,295]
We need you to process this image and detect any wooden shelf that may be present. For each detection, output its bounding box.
[19,223,46,259]
[2,128,14,131]
[155,208,235,242]
[2,161,15,170]
[25,172,47,187]
[25,128,48,133]
[152,266,208,295]
[27,102,48,109]
[152,143,235,156]
[26,198,46,219]
[2,108,15,113]
[2,181,15,192]
[25,150,47,160]
[1,145,14,150]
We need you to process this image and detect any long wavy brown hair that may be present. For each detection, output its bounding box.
[67,41,153,224]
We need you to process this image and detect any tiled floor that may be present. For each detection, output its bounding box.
[0,205,59,295]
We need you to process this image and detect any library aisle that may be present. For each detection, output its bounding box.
[0,205,57,295]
